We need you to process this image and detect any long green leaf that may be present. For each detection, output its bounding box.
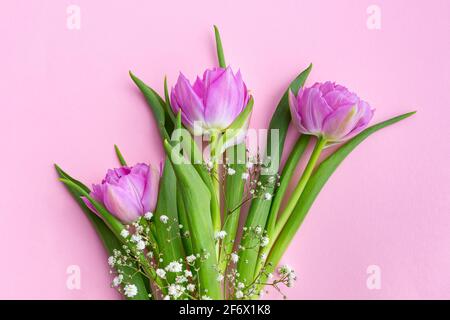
[129,71,173,140]
[163,140,222,299]
[214,25,226,68]
[54,164,150,300]
[267,64,312,161]
[114,144,127,166]
[153,158,185,282]
[264,111,416,280]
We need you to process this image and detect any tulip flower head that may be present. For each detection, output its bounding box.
[170,66,250,136]
[83,163,159,224]
[289,82,374,143]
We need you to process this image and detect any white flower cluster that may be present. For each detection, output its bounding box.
[278,264,297,287]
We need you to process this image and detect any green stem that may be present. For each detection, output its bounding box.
[266,135,310,236]
[255,135,310,272]
[210,132,222,234]
[273,137,326,239]
[253,138,326,291]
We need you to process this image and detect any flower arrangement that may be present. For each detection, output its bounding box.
[55,26,414,300]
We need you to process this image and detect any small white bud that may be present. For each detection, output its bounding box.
[160,215,169,224]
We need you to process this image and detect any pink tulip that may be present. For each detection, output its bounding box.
[83,163,159,224]
[289,82,374,143]
[170,67,250,134]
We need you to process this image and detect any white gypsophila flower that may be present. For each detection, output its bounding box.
[246,161,253,169]
[187,284,196,292]
[166,261,183,273]
[268,273,274,279]
[123,284,138,298]
[206,161,213,170]
[279,264,293,275]
[112,275,123,287]
[160,215,169,224]
[216,274,224,282]
[144,211,153,220]
[156,268,166,279]
[184,270,193,278]
[108,256,115,267]
[254,226,262,234]
[120,229,129,238]
[163,295,170,300]
[260,253,267,261]
[241,172,249,180]
[168,284,185,298]
[263,193,272,200]
[215,230,227,240]
[136,240,146,251]
[202,295,212,300]
[237,282,245,289]
[131,234,142,243]
[235,291,244,299]
[227,168,236,176]
[260,236,269,247]
[231,253,239,263]
[176,275,188,284]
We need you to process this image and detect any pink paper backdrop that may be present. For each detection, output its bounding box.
[0,0,449,299]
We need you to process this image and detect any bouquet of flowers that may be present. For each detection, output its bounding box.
[55,26,414,300]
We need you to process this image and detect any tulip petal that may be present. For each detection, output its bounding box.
[288,89,308,134]
[103,182,143,223]
[204,67,246,130]
[345,101,375,139]
[322,104,364,142]
[142,165,160,213]
[322,85,358,110]
[171,73,206,131]
[299,87,333,134]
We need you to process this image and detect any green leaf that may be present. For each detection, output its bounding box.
[172,111,220,234]
[267,63,312,161]
[153,158,185,281]
[129,71,172,140]
[114,144,127,166]
[265,111,416,278]
[164,76,176,125]
[176,188,193,256]
[163,140,222,299]
[214,25,226,68]
[59,178,125,239]
[54,164,150,300]
[237,64,313,286]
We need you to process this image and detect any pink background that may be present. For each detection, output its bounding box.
[0,0,449,299]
